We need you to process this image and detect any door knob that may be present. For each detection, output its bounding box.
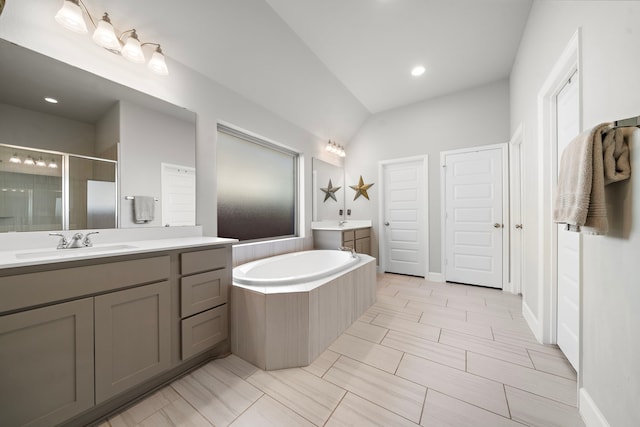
[384,222,390,226]
[493,223,502,228]
[515,224,523,229]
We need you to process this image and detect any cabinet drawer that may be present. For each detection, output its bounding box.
[355,228,370,239]
[181,248,227,275]
[342,230,355,242]
[342,240,354,250]
[0,256,170,314]
[181,269,228,318]
[181,305,228,360]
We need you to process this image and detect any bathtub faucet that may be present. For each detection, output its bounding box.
[339,246,357,258]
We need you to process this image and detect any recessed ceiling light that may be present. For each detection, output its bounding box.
[44,97,59,104]
[411,65,426,77]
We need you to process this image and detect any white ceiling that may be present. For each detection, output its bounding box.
[265,0,533,114]
[0,0,533,142]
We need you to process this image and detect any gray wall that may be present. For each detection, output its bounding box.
[0,103,96,156]
[510,2,640,426]
[118,101,196,228]
[345,79,510,273]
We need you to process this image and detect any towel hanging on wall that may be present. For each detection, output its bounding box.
[553,123,631,234]
[133,195,155,224]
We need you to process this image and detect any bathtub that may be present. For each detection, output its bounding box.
[231,250,376,370]
[233,249,360,288]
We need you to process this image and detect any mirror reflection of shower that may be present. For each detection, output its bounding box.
[0,144,117,232]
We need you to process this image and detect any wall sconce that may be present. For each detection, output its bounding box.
[54,0,169,76]
[326,140,346,157]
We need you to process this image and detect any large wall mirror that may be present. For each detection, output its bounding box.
[0,39,196,233]
[312,158,345,221]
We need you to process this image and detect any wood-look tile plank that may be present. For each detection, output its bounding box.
[326,392,420,427]
[467,311,532,332]
[357,310,377,323]
[329,333,403,373]
[466,352,577,407]
[406,301,467,321]
[303,350,340,378]
[109,387,180,427]
[492,328,566,357]
[505,386,585,427]
[372,313,440,342]
[381,330,466,370]
[324,356,426,423]
[396,353,509,417]
[528,349,577,380]
[420,312,493,339]
[420,389,523,427]
[229,395,315,427]
[391,286,434,299]
[344,320,389,343]
[365,303,423,322]
[439,329,534,368]
[247,368,345,426]
[397,292,448,307]
[376,294,409,307]
[138,397,214,427]
[376,286,399,297]
[213,354,258,380]
[172,362,263,427]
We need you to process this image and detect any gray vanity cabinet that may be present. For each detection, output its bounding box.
[0,298,95,427]
[313,227,372,256]
[94,281,171,404]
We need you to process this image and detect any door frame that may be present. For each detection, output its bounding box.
[377,155,429,276]
[509,123,524,295]
[535,29,582,348]
[440,143,510,289]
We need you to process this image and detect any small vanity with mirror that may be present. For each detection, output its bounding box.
[311,158,372,256]
[0,40,230,427]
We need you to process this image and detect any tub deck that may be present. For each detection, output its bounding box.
[231,254,376,370]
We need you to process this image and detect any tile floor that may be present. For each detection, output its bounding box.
[100,274,586,427]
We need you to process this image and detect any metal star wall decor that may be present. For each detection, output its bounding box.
[320,179,341,202]
[349,175,374,200]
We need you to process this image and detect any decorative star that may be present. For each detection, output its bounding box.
[320,179,341,202]
[349,175,374,200]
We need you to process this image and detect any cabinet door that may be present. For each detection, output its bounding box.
[181,305,228,359]
[0,299,94,427]
[181,269,228,318]
[94,281,171,404]
[355,236,371,255]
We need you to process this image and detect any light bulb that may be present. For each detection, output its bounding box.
[55,0,88,34]
[23,156,35,166]
[92,13,121,52]
[121,30,145,63]
[148,45,169,75]
[36,158,47,167]
[48,159,59,168]
[9,153,21,164]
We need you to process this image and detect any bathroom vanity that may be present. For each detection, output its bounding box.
[0,236,235,427]
[312,220,372,256]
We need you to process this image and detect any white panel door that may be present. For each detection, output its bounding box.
[556,72,580,371]
[445,148,503,288]
[382,160,426,277]
[161,163,196,226]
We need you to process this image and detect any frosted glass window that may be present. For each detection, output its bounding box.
[217,125,298,241]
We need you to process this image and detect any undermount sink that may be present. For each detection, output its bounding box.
[15,245,139,260]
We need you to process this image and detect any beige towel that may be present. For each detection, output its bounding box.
[554,123,632,235]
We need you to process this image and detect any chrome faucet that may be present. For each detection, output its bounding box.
[49,231,99,249]
[339,246,357,258]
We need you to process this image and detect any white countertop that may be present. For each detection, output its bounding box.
[0,236,237,270]
[311,220,372,231]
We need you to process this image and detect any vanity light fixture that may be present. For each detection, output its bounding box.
[9,153,21,164]
[23,156,35,166]
[54,0,169,75]
[36,158,47,167]
[325,140,346,157]
[48,159,59,169]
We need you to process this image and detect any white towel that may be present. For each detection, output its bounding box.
[554,123,631,235]
[133,196,155,224]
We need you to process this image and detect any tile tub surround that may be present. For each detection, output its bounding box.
[102,273,584,427]
[231,255,376,370]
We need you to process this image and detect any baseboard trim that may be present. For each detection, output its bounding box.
[579,388,611,427]
[428,272,444,282]
[522,300,543,343]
